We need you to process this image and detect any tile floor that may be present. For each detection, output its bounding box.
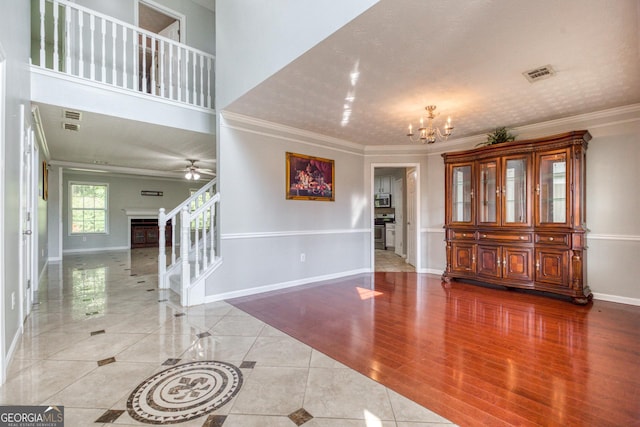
[375,249,415,272]
[1,248,454,426]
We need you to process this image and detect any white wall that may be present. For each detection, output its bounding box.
[204,113,368,299]
[62,171,202,252]
[215,0,378,110]
[0,0,31,379]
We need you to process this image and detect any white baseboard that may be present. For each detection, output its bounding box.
[3,323,23,381]
[420,268,444,276]
[62,245,129,254]
[48,256,62,262]
[592,292,640,306]
[202,268,370,304]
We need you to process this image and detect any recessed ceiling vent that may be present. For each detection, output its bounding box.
[523,65,555,83]
[63,109,82,120]
[62,122,80,132]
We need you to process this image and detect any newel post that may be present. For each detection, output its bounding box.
[158,208,167,288]
[180,207,191,304]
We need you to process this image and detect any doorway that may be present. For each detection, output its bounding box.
[137,0,185,96]
[372,164,420,272]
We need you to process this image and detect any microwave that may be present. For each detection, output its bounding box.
[375,193,391,208]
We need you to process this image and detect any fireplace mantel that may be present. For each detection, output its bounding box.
[122,208,159,217]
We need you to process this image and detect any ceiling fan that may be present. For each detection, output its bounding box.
[177,159,216,180]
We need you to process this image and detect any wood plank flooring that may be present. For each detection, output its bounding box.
[228,273,640,427]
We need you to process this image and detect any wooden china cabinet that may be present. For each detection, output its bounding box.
[442,131,591,304]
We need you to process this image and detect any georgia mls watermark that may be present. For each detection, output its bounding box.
[0,406,64,427]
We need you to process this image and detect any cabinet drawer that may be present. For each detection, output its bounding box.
[478,232,532,243]
[451,230,476,240]
[535,233,569,246]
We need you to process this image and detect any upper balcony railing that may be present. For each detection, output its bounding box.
[32,0,215,110]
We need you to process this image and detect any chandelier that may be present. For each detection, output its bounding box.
[406,105,453,144]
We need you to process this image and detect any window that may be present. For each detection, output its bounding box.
[70,182,108,234]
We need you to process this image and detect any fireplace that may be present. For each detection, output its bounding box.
[131,218,171,248]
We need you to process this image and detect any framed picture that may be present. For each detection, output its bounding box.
[42,161,48,201]
[286,152,334,201]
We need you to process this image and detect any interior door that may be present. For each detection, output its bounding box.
[157,20,181,98]
[406,168,417,267]
[19,105,34,320]
[393,177,404,257]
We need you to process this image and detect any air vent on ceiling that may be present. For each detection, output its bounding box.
[523,65,555,83]
[62,122,80,132]
[63,109,82,120]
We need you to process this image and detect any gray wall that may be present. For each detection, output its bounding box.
[205,114,368,297]
[0,0,32,375]
[73,0,215,55]
[62,171,202,252]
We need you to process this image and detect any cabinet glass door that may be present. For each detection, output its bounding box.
[538,152,567,224]
[451,165,472,223]
[478,160,498,224]
[504,157,528,224]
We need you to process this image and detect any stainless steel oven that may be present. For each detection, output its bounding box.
[374,224,385,249]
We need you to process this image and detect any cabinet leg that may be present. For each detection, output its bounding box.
[571,296,591,305]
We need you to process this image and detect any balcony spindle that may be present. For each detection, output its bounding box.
[52,0,59,71]
[168,44,174,100]
[100,19,106,83]
[159,41,165,98]
[199,57,204,107]
[207,57,212,108]
[78,12,84,78]
[177,47,182,102]
[64,4,71,73]
[192,52,197,104]
[150,36,156,95]
[132,29,138,91]
[39,0,45,67]
[141,34,147,94]
[111,22,116,85]
[121,26,127,89]
[89,14,95,79]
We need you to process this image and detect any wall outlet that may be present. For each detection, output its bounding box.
[82,236,87,242]
[11,292,15,310]
[300,253,306,262]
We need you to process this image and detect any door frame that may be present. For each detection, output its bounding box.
[136,0,186,43]
[18,104,35,322]
[371,163,421,271]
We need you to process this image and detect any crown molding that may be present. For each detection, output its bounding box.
[220,111,365,155]
[51,160,187,181]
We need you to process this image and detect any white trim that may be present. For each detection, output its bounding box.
[587,234,640,242]
[136,0,187,44]
[67,181,109,236]
[48,257,62,263]
[31,105,50,160]
[123,208,159,216]
[205,269,370,304]
[371,163,421,272]
[593,293,640,307]
[31,66,215,114]
[421,268,445,276]
[222,228,370,240]
[221,111,364,155]
[5,325,23,377]
[423,227,445,234]
[62,245,129,254]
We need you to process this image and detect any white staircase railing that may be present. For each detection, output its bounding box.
[158,179,219,305]
[33,0,215,109]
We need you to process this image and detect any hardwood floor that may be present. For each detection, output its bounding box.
[228,273,640,427]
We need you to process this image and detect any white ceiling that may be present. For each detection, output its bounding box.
[39,0,639,178]
[226,0,640,146]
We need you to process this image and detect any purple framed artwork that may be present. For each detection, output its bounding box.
[286,152,334,201]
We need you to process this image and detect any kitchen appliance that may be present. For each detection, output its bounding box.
[374,213,395,250]
[375,193,391,208]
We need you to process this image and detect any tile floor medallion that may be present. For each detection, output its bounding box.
[126,360,243,424]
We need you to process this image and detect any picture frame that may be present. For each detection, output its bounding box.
[42,160,48,201]
[286,152,335,201]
